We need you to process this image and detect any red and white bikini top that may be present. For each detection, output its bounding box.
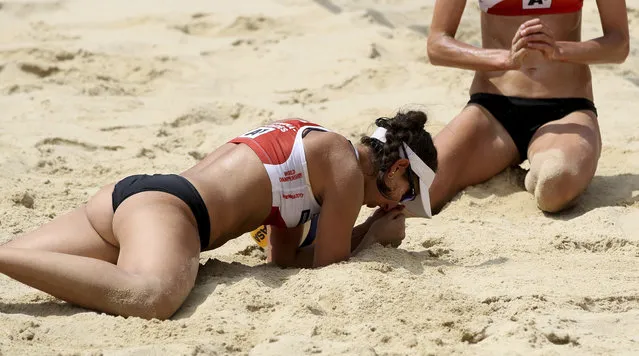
[479,0,583,16]
[229,119,330,229]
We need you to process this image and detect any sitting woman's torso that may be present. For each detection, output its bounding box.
[472,0,593,99]
[182,120,353,250]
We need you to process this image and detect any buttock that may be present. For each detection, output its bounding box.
[111,174,211,250]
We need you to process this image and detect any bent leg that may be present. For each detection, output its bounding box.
[524,110,601,213]
[429,104,520,213]
[3,184,119,262]
[0,192,201,320]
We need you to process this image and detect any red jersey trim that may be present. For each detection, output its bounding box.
[483,0,583,16]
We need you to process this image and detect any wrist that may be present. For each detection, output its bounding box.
[551,43,566,62]
[496,50,515,71]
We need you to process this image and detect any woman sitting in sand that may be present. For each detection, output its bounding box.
[0,110,437,320]
[426,0,629,213]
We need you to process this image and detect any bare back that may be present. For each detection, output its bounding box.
[181,128,363,251]
[181,143,273,249]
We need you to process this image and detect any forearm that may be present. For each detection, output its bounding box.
[350,222,371,253]
[427,35,511,72]
[287,245,314,269]
[555,35,629,64]
[282,222,374,268]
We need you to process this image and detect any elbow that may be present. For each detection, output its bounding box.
[609,32,630,64]
[616,39,630,64]
[426,35,448,67]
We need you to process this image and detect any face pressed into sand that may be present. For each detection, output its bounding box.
[363,158,415,211]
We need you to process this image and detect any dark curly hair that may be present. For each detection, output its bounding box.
[360,110,438,198]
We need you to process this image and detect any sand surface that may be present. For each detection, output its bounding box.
[1,0,639,355]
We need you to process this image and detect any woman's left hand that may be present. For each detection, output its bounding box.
[520,18,560,61]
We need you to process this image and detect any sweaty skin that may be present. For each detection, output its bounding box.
[426,0,629,213]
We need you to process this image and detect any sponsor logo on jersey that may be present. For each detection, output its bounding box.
[282,193,304,200]
[279,169,303,182]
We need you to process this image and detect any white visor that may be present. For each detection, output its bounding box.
[370,127,435,218]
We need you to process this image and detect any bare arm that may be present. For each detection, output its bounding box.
[557,0,629,64]
[427,0,513,71]
[517,1,628,64]
[268,135,364,269]
[268,218,379,269]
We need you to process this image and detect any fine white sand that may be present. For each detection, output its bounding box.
[1,0,638,355]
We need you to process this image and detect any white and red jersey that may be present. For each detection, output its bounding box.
[479,0,583,16]
[229,119,329,229]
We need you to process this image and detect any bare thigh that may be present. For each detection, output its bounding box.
[3,183,119,263]
[429,104,520,213]
[528,110,600,162]
[111,192,201,314]
[526,110,601,208]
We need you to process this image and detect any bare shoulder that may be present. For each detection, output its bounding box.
[304,130,363,200]
[305,130,361,173]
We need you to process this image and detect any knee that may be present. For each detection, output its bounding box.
[524,149,589,213]
[124,277,193,320]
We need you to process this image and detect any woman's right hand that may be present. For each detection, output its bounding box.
[367,208,406,248]
[504,24,533,70]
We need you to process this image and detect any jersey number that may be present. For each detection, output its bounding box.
[240,126,275,138]
[523,0,551,9]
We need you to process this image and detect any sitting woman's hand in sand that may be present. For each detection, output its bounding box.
[367,207,406,248]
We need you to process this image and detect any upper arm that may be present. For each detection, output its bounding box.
[312,139,363,268]
[596,0,629,39]
[428,0,467,39]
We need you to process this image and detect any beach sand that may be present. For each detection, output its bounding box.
[1,0,638,354]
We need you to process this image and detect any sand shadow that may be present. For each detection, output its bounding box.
[173,258,301,319]
[354,245,509,276]
[0,258,300,320]
[456,165,638,219]
[457,166,528,200]
[310,0,341,14]
[546,173,639,220]
[0,300,92,317]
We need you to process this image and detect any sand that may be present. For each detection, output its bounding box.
[1,0,638,355]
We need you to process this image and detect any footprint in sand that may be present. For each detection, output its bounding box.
[34,137,123,152]
[311,0,341,14]
[168,102,273,128]
[325,67,410,94]
[18,62,60,78]
[275,88,328,106]
[553,235,639,253]
[1,48,173,96]
[33,138,123,175]
[171,17,220,36]
[218,15,279,36]
[572,295,639,313]
[0,0,65,17]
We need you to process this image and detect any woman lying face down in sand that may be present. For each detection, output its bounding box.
[0,110,437,320]
[426,0,629,213]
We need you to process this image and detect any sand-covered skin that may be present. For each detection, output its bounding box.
[1,0,638,355]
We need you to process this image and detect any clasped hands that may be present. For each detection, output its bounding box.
[508,18,560,68]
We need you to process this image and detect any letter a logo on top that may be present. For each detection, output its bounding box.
[523,0,551,9]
